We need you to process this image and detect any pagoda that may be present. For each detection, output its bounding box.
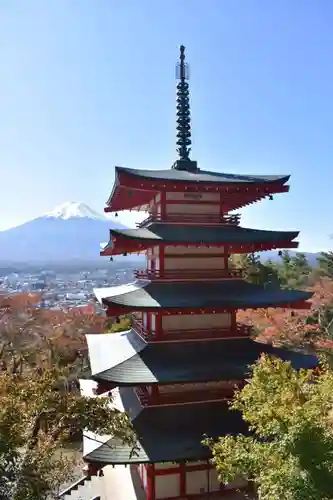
[82,46,317,500]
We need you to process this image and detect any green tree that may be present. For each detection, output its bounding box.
[206,355,333,500]
[277,251,312,288]
[105,314,132,333]
[317,251,333,279]
[231,253,280,287]
[0,365,134,500]
[292,252,312,287]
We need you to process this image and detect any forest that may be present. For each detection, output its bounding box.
[1,250,333,499]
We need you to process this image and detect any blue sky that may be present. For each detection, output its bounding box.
[0,1,332,251]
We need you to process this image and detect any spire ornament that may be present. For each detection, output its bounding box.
[172,45,198,172]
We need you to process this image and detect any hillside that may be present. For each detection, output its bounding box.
[0,202,134,263]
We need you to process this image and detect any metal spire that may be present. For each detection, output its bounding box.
[176,45,191,161]
[172,46,198,172]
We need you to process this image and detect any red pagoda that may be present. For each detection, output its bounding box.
[82,46,316,499]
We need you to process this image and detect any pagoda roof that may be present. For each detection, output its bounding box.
[95,280,312,312]
[114,166,290,185]
[83,388,249,465]
[106,167,291,212]
[87,330,318,386]
[102,223,299,255]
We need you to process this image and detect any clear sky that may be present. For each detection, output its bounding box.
[0,0,332,251]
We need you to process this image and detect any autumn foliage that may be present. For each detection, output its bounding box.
[0,293,107,373]
[238,278,333,349]
[0,293,135,499]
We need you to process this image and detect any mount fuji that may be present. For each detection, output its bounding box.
[0,202,129,263]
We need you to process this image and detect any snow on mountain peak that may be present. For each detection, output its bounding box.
[44,202,107,221]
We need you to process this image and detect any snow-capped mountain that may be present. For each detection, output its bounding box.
[0,202,128,263]
[44,201,107,221]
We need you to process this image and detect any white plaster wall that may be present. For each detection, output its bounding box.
[210,468,221,491]
[63,465,147,500]
[147,248,152,270]
[186,470,208,495]
[164,245,224,255]
[162,313,231,330]
[142,466,147,490]
[164,257,225,270]
[166,203,220,215]
[151,313,156,333]
[138,464,147,490]
[155,473,179,499]
[166,192,220,202]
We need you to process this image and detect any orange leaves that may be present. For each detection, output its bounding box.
[0,292,107,371]
[238,278,333,347]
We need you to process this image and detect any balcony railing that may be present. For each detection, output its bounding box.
[132,319,253,342]
[134,382,246,407]
[136,212,241,227]
[135,388,233,407]
[134,268,243,281]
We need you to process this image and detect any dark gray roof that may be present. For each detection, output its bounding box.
[84,388,249,464]
[108,223,299,245]
[92,336,317,385]
[102,280,312,310]
[117,166,290,185]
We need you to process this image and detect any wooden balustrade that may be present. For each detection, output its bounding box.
[134,268,243,280]
[136,212,241,227]
[134,383,245,407]
[132,319,253,342]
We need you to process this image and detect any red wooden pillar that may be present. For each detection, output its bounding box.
[151,384,159,404]
[160,191,166,220]
[155,313,163,340]
[146,464,155,500]
[159,246,165,277]
[179,463,186,496]
[219,193,223,222]
[224,245,229,270]
[231,309,237,333]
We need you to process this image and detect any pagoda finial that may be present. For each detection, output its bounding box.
[173,46,198,172]
[176,45,191,161]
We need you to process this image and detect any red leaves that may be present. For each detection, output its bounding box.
[237,278,333,347]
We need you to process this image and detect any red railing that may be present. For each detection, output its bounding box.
[135,386,150,405]
[135,388,234,407]
[134,268,243,280]
[132,319,253,342]
[136,212,241,227]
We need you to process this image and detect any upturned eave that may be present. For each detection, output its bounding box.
[100,224,299,256]
[105,166,291,213]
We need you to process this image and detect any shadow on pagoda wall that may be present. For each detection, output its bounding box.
[129,465,147,500]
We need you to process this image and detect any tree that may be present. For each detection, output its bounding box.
[237,277,333,349]
[0,294,134,499]
[292,252,312,287]
[206,355,333,500]
[276,251,312,289]
[0,365,134,500]
[0,293,107,374]
[317,251,333,280]
[231,253,280,287]
[105,314,132,333]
